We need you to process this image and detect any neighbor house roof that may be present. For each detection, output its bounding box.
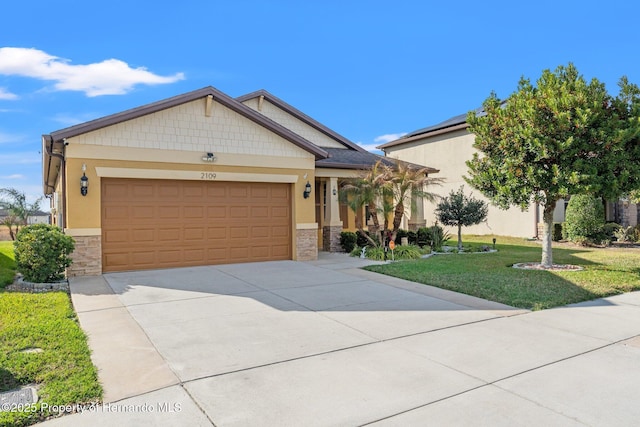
[377,107,484,150]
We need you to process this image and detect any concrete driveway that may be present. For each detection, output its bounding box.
[41,253,640,426]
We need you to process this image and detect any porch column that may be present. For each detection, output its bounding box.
[408,195,426,231]
[323,177,343,252]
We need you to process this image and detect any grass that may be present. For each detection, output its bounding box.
[0,241,102,427]
[365,235,640,311]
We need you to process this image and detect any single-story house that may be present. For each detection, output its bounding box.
[43,87,436,276]
[0,208,50,225]
[378,110,640,238]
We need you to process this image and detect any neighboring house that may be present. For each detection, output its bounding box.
[0,208,50,225]
[379,112,563,238]
[42,86,436,276]
[379,111,640,238]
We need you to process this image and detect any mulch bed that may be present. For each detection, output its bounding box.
[512,262,584,271]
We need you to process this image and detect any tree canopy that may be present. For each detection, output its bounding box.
[466,63,640,267]
[0,188,42,240]
[435,186,488,250]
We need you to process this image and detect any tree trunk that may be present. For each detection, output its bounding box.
[457,224,462,251]
[354,210,379,247]
[541,200,556,268]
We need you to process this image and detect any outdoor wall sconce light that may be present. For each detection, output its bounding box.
[202,152,215,162]
[303,181,312,199]
[80,164,89,196]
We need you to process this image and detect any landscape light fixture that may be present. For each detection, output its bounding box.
[303,181,312,199]
[80,164,88,196]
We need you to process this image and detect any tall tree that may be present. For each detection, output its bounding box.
[0,188,42,240]
[466,63,640,267]
[435,186,488,250]
[389,161,442,241]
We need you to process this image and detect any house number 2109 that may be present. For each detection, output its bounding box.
[201,172,217,180]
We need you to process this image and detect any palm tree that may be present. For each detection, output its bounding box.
[389,161,442,241]
[340,176,381,247]
[0,188,42,240]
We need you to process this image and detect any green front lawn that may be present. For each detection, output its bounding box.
[365,236,640,310]
[0,241,102,427]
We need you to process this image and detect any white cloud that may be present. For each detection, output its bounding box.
[373,133,407,144]
[0,174,25,179]
[0,152,41,165]
[355,142,384,154]
[53,112,100,127]
[0,87,18,100]
[0,131,27,144]
[0,47,185,97]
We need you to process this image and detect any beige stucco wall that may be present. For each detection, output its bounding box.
[242,98,346,149]
[385,129,538,238]
[61,96,319,262]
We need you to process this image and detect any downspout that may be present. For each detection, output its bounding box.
[534,202,540,239]
[44,137,66,229]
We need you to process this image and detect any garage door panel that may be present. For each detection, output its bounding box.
[133,184,155,198]
[158,206,181,219]
[102,179,291,272]
[230,206,248,218]
[103,229,129,244]
[158,228,181,241]
[271,206,289,218]
[207,206,227,218]
[132,229,155,242]
[132,206,154,220]
[184,206,205,219]
[103,206,129,221]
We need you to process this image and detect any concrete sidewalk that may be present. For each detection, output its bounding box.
[39,253,640,426]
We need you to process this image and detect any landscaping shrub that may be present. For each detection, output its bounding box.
[13,224,75,283]
[339,231,357,252]
[356,230,380,247]
[428,224,450,252]
[416,227,432,248]
[364,246,386,261]
[564,195,605,245]
[395,229,409,243]
[614,225,636,243]
[603,222,622,241]
[391,245,423,260]
[552,223,563,241]
[407,231,418,245]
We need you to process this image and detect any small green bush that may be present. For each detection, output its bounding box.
[365,246,386,261]
[395,229,409,243]
[416,227,432,248]
[564,195,605,245]
[407,231,418,245]
[339,231,357,252]
[14,224,75,283]
[552,223,563,241]
[428,224,450,252]
[391,245,423,260]
[356,230,380,247]
[614,225,636,243]
[603,222,622,241]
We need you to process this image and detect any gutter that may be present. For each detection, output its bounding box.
[43,136,66,229]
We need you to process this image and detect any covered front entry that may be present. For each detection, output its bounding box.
[101,178,292,272]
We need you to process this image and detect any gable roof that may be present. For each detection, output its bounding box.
[237,89,367,153]
[46,86,329,160]
[377,107,484,150]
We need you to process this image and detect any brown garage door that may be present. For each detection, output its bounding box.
[101,178,291,272]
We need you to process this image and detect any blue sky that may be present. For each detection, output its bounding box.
[2,1,639,206]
